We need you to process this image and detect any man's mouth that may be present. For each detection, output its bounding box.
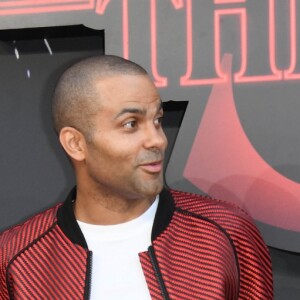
[140,160,163,173]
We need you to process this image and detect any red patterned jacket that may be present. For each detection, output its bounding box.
[0,188,273,299]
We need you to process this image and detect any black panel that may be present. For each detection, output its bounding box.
[0,25,104,231]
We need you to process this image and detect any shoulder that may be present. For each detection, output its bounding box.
[169,190,272,268]
[0,204,61,263]
[169,189,265,246]
[168,190,273,298]
[170,189,251,220]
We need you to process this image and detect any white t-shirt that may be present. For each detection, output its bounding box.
[77,197,158,300]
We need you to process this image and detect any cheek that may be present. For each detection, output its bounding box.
[90,142,137,170]
[107,135,142,157]
[89,132,144,166]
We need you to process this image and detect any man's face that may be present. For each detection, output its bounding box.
[83,74,168,201]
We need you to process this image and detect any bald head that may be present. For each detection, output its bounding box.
[52,55,148,139]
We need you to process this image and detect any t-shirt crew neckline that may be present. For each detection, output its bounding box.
[77,195,159,241]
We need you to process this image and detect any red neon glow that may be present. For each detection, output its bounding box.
[0,0,296,86]
[284,0,300,80]
[150,0,168,87]
[95,0,130,60]
[235,0,282,82]
[181,0,283,86]
[180,0,227,86]
[0,0,86,6]
[171,0,185,10]
[0,0,94,15]
[122,0,129,59]
[95,0,111,15]
[183,54,300,231]
[215,0,246,3]
[215,9,246,82]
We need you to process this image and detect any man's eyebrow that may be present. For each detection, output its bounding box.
[114,107,146,119]
[114,100,163,119]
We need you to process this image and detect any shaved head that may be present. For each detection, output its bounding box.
[52,55,147,139]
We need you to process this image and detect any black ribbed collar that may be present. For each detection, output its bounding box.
[56,187,176,248]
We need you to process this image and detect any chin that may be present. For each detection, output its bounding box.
[143,182,164,197]
[132,175,164,197]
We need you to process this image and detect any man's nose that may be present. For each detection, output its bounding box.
[144,125,168,150]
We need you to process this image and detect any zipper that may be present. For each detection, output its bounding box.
[148,246,170,300]
[84,251,93,300]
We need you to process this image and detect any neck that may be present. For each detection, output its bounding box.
[74,186,156,225]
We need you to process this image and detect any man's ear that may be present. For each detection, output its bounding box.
[59,127,87,162]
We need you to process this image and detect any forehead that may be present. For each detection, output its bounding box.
[94,74,160,107]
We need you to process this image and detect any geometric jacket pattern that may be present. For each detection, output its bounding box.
[0,188,273,299]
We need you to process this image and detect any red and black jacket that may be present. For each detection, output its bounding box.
[0,188,273,299]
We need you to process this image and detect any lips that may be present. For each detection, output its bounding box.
[140,160,163,173]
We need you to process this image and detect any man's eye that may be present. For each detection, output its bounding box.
[124,120,136,128]
[154,116,163,126]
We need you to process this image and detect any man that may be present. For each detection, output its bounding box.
[0,55,273,299]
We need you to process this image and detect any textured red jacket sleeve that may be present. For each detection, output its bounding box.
[171,190,274,299]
